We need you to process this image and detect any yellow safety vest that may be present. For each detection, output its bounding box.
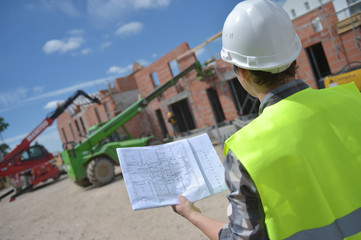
[224,83,361,240]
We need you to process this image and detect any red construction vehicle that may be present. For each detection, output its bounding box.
[0,90,100,201]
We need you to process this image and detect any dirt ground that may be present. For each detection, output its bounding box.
[0,144,229,240]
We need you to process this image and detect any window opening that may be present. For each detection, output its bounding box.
[69,123,76,141]
[206,87,225,123]
[169,99,196,133]
[151,71,160,87]
[79,117,87,136]
[74,119,81,136]
[305,42,331,88]
[104,102,111,120]
[21,151,30,161]
[29,146,42,158]
[155,109,168,138]
[169,60,180,77]
[62,128,68,143]
[304,2,310,10]
[95,108,101,123]
[312,17,323,32]
[291,9,296,17]
[228,78,259,117]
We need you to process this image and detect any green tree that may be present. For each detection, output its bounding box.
[33,141,44,148]
[0,117,9,132]
[0,143,10,156]
[0,117,10,157]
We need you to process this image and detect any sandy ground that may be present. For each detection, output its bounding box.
[0,144,229,240]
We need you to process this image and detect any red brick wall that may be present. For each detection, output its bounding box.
[124,111,153,138]
[292,1,361,88]
[57,87,151,147]
[339,30,361,63]
[214,59,238,121]
[133,42,238,138]
[57,111,73,145]
[58,4,360,146]
[114,75,139,93]
[133,42,198,138]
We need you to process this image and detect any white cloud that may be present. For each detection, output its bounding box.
[0,87,28,107]
[44,100,63,110]
[115,22,143,37]
[87,0,129,23]
[26,3,36,10]
[134,0,171,9]
[81,48,93,55]
[107,64,133,75]
[6,126,62,153]
[71,48,93,56]
[87,0,172,24]
[42,37,85,55]
[33,86,45,94]
[68,29,85,36]
[107,59,149,75]
[24,77,110,103]
[35,128,63,153]
[28,0,81,18]
[0,105,21,113]
[195,47,206,58]
[5,133,27,147]
[0,78,113,113]
[43,0,81,17]
[137,59,150,67]
[100,41,112,50]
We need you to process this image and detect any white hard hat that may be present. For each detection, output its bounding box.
[221,0,302,73]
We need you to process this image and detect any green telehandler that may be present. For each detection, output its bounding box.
[61,61,202,187]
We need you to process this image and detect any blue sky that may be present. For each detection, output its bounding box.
[0,0,283,154]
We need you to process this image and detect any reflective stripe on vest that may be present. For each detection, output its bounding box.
[224,83,361,240]
[286,206,361,239]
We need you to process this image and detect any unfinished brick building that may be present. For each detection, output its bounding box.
[56,0,361,148]
[56,64,154,147]
[285,0,361,88]
[130,42,258,140]
[56,40,256,145]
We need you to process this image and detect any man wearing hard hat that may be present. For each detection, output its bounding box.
[173,0,361,239]
[167,111,179,137]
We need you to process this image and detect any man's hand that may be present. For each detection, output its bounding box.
[172,195,201,219]
[172,195,225,240]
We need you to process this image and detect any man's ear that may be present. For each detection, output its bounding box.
[238,67,248,83]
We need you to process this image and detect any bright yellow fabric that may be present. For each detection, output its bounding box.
[225,83,361,239]
[346,231,361,240]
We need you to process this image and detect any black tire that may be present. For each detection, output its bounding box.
[52,165,61,181]
[74,178,92,187]
[86,157,115,187]
[53,173,61,181]
[14,186,22,193]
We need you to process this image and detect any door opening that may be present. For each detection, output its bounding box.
[206,87,225,123]
[228,78,259,117]
[155,109,168,139]
[305,42,331,88]
[169,99,196,133]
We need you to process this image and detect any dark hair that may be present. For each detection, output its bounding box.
[234,60,298,87]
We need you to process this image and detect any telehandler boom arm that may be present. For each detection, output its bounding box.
[0,90,100,176]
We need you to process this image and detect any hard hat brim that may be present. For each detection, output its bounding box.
[221,35,302,74]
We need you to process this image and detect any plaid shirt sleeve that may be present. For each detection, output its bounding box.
[218,150,269,240]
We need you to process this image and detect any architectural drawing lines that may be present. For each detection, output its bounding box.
[117,134,227,210]
[122,144,198,201]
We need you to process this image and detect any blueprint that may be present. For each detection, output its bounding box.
[116,133,227,210]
